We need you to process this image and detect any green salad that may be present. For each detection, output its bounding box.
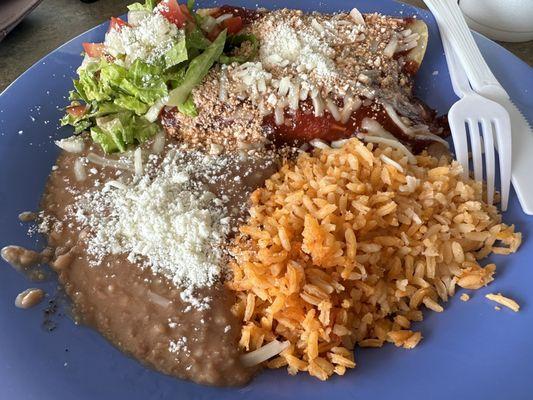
[61,0,257,153]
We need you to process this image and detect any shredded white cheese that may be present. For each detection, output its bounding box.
[55,136,85,153]
[240,340,290,367]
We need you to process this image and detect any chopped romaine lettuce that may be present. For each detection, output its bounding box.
[90,126,119,153]
[93,115,126,152]
[90,112,159,153]
[167,29,227,106]
[65,59,167,152]
[127,0,157,11]
[114,94,150,114]
[76,65,113,102]
[121,59,168,104]
[71,81,89,103]
[219,34,259,64]
[134,115,161,142]
[186,25,211,53]
[177,95,198,117]
[74,59,168,113]
[164,63,187,89]
[62,0,257,153]
[162,37,188,68]
[99,62,128,87]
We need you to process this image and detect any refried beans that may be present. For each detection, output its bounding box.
[5,135,280,386]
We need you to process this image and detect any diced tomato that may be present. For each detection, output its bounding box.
[108,17,130,32]
[222,16,243,34]
[82,42,105,58]
[156,0,189,28]
[66,105,88,118]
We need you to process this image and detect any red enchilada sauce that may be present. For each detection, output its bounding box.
[263,99,448,153]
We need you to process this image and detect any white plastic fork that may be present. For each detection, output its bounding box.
[440,30,511,208]
[425,0,512,210]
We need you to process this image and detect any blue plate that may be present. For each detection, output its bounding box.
[1,1,532,399]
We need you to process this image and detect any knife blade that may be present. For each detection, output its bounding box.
[479,85,533,215]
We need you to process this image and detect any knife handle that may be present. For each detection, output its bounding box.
[423,0,507,95]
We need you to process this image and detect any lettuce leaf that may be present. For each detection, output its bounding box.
[76,65,113,102]
[133,115,161,142]
[99,62,128,87]
[76,59,169,109]
[114,94,150,114]
[90,112,158,153]
[167,29,227,106]
[127,0,157,11]
[74,60,126,103]
[98,116,128,152]
[164,63,188,89]
[90,126,120,153]
[95,102,125,116]
[177,95,198,117]
[71,81,89,103]
[186,25,211,53]
[219,34,259,64]
[162,37,188,69]
[121,59,168,104]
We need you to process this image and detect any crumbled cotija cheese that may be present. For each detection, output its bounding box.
[75,149,231,296]
[74,145,280,308]
[259,21,337,79]
[104,13,183,66]
[169,337,189,354]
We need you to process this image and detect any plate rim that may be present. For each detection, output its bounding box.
[0,2,532,399]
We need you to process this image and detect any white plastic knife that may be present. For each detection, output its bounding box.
[477,85,533,215]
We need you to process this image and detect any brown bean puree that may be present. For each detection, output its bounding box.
[1,245,52,281]
[15,288,45,309]
[3,136,280,386]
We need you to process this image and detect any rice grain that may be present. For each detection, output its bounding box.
[228,138,521,380]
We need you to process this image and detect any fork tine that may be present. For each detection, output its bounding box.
[493,118,512,211]
[467,118,483,182]
[480,118,495,205]
[448,112,469,178]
